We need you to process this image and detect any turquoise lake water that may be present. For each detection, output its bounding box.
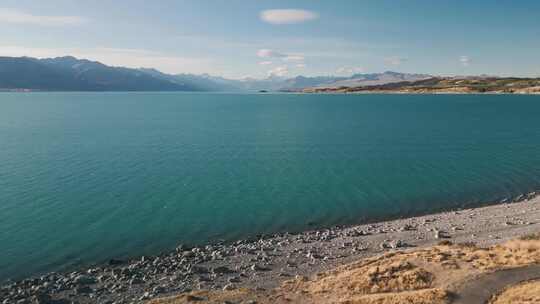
[1,92,540,281]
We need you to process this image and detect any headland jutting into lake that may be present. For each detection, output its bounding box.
[300,76,540,94]
[2,191,539,303]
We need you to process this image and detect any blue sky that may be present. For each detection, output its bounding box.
[0,0,539,78]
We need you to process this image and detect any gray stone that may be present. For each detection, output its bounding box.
[128,277,143,285]
[250,264,269,272]
[139,292,151,301]
[389,239,407,248]
[380,241,391,249]
[212,266,234,274]
[434,230,449,239]
[31,293,52,304]
[182,251,195,258]
[227,276,241,283]
[399,224,415,232]
[152,286,165,294]
[74,275,96,285]
[75,285,92,294]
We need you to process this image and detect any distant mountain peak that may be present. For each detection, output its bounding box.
[53,55,78,61]
[0,55,433,92]
[0,56,204,91]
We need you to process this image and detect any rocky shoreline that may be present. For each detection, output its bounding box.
[2,191,539,304]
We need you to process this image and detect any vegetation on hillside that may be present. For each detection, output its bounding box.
[304,77,540,94]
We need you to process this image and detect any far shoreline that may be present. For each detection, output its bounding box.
[2,89,540,95]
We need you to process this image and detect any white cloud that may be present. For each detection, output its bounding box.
[0,8,87,26]
[257,49,287,58]
[260,9,318,25]
[336,67,365,75]
[0,45,212,74]
[295,63,306,69]
[460,55,470,67]
[267,65,289,77]
[283,54,305,62]
[258,61,273,65]
[384,56,407,66]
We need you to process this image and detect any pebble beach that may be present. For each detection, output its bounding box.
[2,191,539,304]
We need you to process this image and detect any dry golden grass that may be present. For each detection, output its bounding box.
[148,289,263,304]
[490,280,540,304]
[337,289,449,304]
[149,238,540,304]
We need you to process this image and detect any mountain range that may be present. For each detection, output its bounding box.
[0,56,431,92]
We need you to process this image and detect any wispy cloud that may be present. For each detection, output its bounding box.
[258,61,273,65]
[296,63,306,69]
[283,55,305,62]
[267,65,289,77]
[460,55,470,67]
[0,8,87,26]
[384,56,407,66]
[257,49,305,64]
[257,49,287,58]
[260,9,318,25]
[0,45,212,74]
[336,67,365,75]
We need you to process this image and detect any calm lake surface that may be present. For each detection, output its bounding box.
[1,92,540,280]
